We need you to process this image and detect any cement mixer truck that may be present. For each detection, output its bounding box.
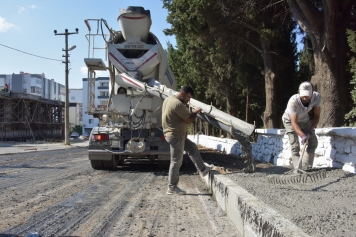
[84,6,256,171]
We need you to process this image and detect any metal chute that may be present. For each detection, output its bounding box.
[115,73,255,138]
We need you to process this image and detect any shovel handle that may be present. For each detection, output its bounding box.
[297,142,308,169]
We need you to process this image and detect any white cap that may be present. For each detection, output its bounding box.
[299,82,313,97]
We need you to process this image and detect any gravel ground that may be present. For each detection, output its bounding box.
[1,142,355,237]
[198,146,356,237]
[0,147,239,237]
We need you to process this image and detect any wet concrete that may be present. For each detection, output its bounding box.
[227,166,356,237]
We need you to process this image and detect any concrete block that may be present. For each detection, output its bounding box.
[316,127,356,137]
[315,148,324,156]
[352,146,356,156]
[225,183,246,237]
[314,157,329,167]
[343,163,356,173]
[344,146,351,154]
[335,139,345,153]
[203,170,309,237]
[255,129,285,135]
[244,224,258,237]
[343,139,355,153]
[324,147,337,159]
[331,160,344,169]
[277,157,290,166]
[334,152,356,165]
[211,175,236,212]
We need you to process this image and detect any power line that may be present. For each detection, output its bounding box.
[0,43,62,62]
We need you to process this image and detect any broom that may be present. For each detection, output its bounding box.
[268,140,326,184]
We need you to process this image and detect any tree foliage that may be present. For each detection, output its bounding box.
[345,29,356,126]
[71,125,83,135]
[298,36,315,82]
[163,0,298,128]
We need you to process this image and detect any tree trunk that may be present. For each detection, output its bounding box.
[225,81,234,116]
[311,43,342,127]
[245,84,249,122]
[260,37,279,128]
[307,8,349,127]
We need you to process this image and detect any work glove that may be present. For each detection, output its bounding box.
[300,135,308,145]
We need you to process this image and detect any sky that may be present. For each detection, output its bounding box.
[0,1,176,89]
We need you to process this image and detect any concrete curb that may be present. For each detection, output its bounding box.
[200,171,310,237]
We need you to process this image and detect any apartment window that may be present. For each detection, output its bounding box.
[71,96,75,100]
[23,79,27,84]
[99,91,108,96]
[100,100,108,105]
[89,119,94,124]
[23,88,27,93]
[31,86,41,94]
[100,82,108,87]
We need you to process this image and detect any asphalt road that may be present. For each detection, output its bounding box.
[0,147,239,237]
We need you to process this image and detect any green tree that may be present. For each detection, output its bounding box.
[298,35,315,82]
[345,29,356,126]
[70,125,83,135]
[164,0,298,128]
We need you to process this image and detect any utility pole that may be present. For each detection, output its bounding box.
[54,28,78,145]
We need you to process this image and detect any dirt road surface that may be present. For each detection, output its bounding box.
[0,148,239,237]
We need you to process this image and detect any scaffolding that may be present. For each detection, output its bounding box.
[0,91,64,142]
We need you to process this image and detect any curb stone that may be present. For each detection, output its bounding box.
[200,168,310,237]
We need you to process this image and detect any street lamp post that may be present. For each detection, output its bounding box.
[54,28,78,145]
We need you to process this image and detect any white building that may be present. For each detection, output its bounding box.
[69,89,83,128]
[82,77,109,134]
[0,72,65,101]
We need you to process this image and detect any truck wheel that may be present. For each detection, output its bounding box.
[117,155,125,165]
[102,157,118,170]
[90,160,104,170]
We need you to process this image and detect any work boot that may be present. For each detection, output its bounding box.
[292,155,302,171]
[302,152,315,170]
[167,187,186,195]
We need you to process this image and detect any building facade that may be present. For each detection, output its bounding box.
[82,77,109,134]
[0,72,65,101]
[69,89,83,128]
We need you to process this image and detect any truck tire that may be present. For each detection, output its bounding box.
[102,157,118,170]
[117,155,125,165]
[90,160,104,170]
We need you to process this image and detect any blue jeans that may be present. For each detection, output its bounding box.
[165,136,206,190]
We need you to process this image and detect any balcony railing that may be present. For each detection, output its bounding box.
[97,86,109,90]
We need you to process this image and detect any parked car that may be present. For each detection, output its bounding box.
[70,132,80,139]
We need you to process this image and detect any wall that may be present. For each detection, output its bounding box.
[68,89,83,127]
[69,89,83,103]
[188,127,356,174]
[81,78,102,134]
[0,73,64,100]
